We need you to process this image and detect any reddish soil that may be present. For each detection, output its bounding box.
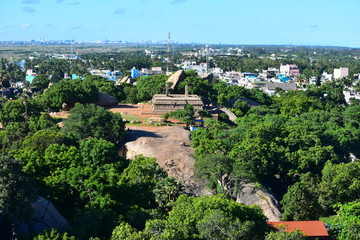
[50,103,183,124]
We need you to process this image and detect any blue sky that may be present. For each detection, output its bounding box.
[1,0,360,47]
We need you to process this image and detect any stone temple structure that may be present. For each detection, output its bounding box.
[151,85,203,114]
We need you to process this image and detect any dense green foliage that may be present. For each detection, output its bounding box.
[330,201,360,239]
[62,103,125,144]
[265,229,305,240]
[0,154,37,222]
[192,84,360,222]
[111,195,268,240]
[2,45,360,239]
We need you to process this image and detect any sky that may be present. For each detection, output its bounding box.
[1,0,360,47]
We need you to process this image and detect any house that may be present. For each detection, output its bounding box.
[268,221,330,240]
[334,67,349,79]
[25,69,37,83]
[280,64,300,76]
[140,67,163,76]
[264,82,297,95]
[321,72,333,83]
[223,71,242,85]
[262,68,279,80]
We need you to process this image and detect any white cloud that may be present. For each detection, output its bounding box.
[22,6,36,12]
[68,1,81,5]
[114,8,126,14]
[171,0,187,3]
[22,24,32,28]
[22,0,40,4]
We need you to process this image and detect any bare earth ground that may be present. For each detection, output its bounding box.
[50,103,182,124]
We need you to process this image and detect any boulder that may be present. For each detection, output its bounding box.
[120,76,130,83]
[96,92,118,107]
[16,197,68,235]
[236,182,282,221]
[167,70,185,90]
[201,72,213,81]
[147,117,165,122]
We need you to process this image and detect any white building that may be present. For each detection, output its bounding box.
[334,68,349,79]
[320,72,333,83]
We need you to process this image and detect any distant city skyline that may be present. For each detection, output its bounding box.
[1,0,360,48]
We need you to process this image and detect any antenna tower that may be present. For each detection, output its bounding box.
[167,32,171,75]
[206,45,210,73]
[71,39,74,56]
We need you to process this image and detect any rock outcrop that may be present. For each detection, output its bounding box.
[96,92,118,107]
[16,197,68,235]
[236,182,282,221]
[167,70,185,90]
[120,76,131,84]
[123,126,210,196]
[201,72,213,81]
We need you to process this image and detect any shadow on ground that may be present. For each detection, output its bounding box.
[125,129,162,142]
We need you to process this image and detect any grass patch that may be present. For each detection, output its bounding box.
[121,115,141,122]
[320,215,336,223]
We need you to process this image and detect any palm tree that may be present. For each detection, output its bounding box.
[0,70,7,108]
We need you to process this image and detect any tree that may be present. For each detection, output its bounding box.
[135,75,168,102]
[318,161,360,213]
[330,201,360,240]
[0,122,28,149]
[231,99,249,117]
[272,91,321,117]
[195,153,234,196]
[265,229,305,240]
[168,104,195,126]
[83,75,123,100]
[79,137,121,166]
[32,74,51,90]
[0,154,37,222]
[159,195,269,239]
[118,155,167,209]
[111,221,145,240]
[191,120,232,159]
[62,103,125,144]
[281,173,322,221]
[27,113,58,133]
[38,79,98,110]
[21,128,65,153]
[0,99,41,126]
[33,229,75,240]
[153,177,184,210]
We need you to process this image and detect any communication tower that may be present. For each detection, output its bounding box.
[205,45,210,73]
[167,32,171,75]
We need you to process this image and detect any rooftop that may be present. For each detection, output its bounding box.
[268,221,329,237]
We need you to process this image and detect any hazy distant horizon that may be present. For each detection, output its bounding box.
[1,0,360,48]
[1,40,359,50]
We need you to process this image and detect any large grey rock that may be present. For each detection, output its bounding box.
[96,92,118,107]
[16,197,68,235]
[167,70,185,90]
[236,182,282,221]
[201,72,213,81]
[122,126,210,196]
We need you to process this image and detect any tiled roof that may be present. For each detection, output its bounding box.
[268,221,329,237]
